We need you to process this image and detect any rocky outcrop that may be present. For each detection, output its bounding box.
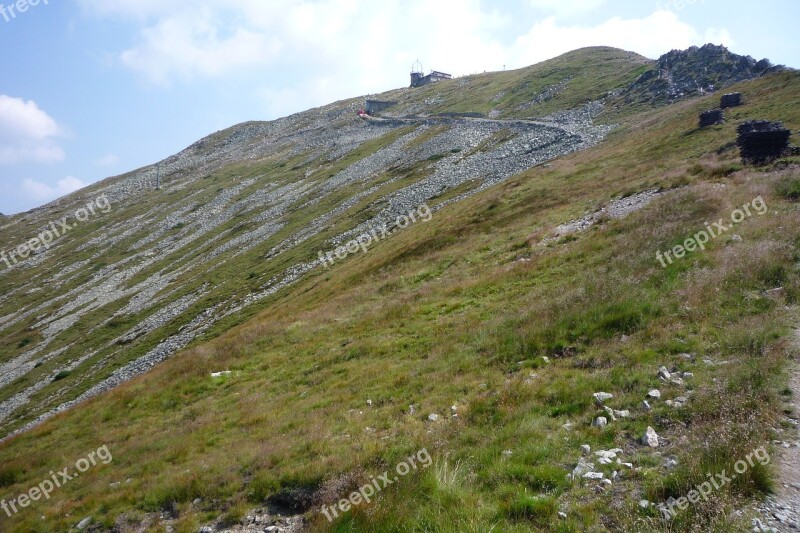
[624,44,785,105]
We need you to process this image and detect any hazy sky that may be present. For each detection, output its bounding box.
[1,0,798,215]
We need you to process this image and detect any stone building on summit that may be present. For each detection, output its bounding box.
[410,60,452,88]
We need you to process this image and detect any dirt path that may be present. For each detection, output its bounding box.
[756,330,800,531]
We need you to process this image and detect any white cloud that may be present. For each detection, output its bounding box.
[704,27,735,47]
[529,0,607,15]
[21,177,87,202]
[0,95,64,164]
[509,11,732,64]
[77,1,734,116]
[94,153,120,167]
[118,11,283,85]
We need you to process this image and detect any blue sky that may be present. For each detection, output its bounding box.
[1,0,798,215]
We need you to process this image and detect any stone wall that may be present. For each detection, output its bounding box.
[365,100,397,115]
[737,120,791,164]
[721,92,743,109]
[699,109,724,127]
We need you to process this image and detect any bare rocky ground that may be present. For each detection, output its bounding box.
[539,188,665,245]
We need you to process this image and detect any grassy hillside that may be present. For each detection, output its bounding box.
[372,46,652,120]
[0,48,639,440]
[0,66,798,532]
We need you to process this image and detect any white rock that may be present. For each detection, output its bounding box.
[604,406,617,421]
[595,450,617,459]
[580,444,591,456]
[77,517,93,530]
[647,389,661,400]
[683,372,694,378]
[641,426,660,448]
[670,377,685,386]
[558,511,567,519]
[211,371,232,378]
[658,366,671,381]
[598,457,613,465]
[592,416,608,428]
[641,400,652,411]
[593,392,614,405]
[428,413,440,422]
[583,471,604,480]
[571,458,595,480]
[639,499,651,509]
[601,478,613,486]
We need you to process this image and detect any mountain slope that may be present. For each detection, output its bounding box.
[0,48,798,532]
[0,47,645,439]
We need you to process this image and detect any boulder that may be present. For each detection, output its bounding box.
[641,426,660,448]
[570,457,595,480]
[593,392,614,405]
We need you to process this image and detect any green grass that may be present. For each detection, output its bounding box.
[0,61,799,532]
